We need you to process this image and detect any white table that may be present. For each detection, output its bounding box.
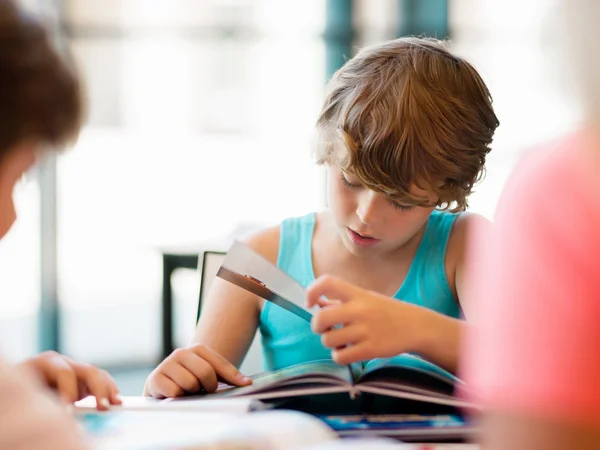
[75,396,479,450]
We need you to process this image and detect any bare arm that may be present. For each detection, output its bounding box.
[413,309,462,374]
[144,225,281,397]
[449,212,491,320]
[191,225,280,367]
[462,145,600,448]
[190,278,259,368]
[411,213,491,373]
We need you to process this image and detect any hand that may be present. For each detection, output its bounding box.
[18,351,122,410]
[144,344,252,399]
[306,275,430,365]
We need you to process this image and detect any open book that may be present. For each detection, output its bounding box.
[213,241,472,414]
[207,354,472,411]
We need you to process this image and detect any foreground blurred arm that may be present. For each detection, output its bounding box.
[463,136,600,449]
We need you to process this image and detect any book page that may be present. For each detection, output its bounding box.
[360,354,459,386]
[354,354,476,409]
[217,240,319,321]
[74,395,265,414]
[210,359,355,399]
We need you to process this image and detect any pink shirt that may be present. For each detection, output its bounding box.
[0,359,88,449]
[462,130,600,426]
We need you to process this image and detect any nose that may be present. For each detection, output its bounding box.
[356,191,378,224]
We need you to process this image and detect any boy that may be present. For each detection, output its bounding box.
[145,37,499,398]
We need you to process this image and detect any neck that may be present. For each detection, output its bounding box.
[364,221,427,265]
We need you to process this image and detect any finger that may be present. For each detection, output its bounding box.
[74,365,113,410]
[162,357,204,393]
[179,355,218,393]
[306,275,356,308]
[321,325,366,349]
[93,369,122,405]
[44,357,80,404]
[314,297,342,308]
[311,305,356,334]
[98,370,122,406]
[148,372,185,399]
[191,345,252,387]
[105,373,122,405]
[332,344,373,365]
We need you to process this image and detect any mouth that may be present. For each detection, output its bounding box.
[347,228,381,247]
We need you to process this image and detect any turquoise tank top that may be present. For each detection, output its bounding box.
[258,210,461,371]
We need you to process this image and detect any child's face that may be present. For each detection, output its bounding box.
[0,142,37,239]
[327,165,436,256]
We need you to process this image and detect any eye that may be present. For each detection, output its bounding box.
[340,172,361,190]
[390,201,415,212]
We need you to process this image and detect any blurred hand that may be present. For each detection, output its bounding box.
[18,351,122,411]
[306,275,430,365]
[144,344,252,399]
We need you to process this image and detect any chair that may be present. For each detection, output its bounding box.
[197,251,263,375]
[160,223,266,359]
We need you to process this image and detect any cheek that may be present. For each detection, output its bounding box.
[385,208,435,239]
[0,190,17,240]
[0,168,24,240]
[328,181,355,217]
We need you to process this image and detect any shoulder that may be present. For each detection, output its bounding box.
[241,224,281,265]
[240,212,320,265]
[442,210,491,269]
[427,210,487,242]
[447,212,491,254]
[445,212,491,307]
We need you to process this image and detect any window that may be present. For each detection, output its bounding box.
[0,0,578,367]
[58,0,327,365]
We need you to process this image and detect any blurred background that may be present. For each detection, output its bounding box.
[0,0,580,393]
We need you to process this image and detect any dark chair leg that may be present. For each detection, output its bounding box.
[161,255,175,360]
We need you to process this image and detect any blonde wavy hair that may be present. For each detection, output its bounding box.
[314,37,499,212]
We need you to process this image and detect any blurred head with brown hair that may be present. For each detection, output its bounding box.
[314,36,499,256]
[0,0,83,238]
